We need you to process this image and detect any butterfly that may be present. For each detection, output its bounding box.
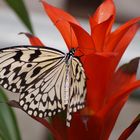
[0,46,86,126]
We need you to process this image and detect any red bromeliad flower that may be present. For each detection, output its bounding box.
[21,0,140,140]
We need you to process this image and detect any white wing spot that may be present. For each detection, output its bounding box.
[48,112,52,116]
[28,110,33,115]
[3,84,8,88]
[20,93,24,99]
[8,86,12,90]
[68,114,72,120]
[44,112,47,116]
[23,104,28,110]
[0,80,3,84]
[34,111,37,116]
[66,122,70,127]
[39,113,43,117]
[73,107,77,112]
[77,105,80,109]
[69,108,72,112]
[12,88,16,92]
[53,112,56,115]
[20,100,24,106]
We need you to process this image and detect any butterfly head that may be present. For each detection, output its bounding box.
[69,48,76,56]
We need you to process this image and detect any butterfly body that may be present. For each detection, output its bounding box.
[64,48,76,105]
[0,46,86,126]
[65,48,75,64]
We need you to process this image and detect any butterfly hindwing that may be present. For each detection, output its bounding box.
[66,57,86,126]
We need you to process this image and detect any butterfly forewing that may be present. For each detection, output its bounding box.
[0,46,86,126]
[0,46,64,92]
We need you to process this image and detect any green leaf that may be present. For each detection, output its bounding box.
[0,88,21,140]
[4,0,34,33]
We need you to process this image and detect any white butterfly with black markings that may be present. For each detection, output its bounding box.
[0,46,86,126]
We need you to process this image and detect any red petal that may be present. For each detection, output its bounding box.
[106,57,139,101]
[19,32,44,46]
[90,0,115,26]
[90,0,115,45]
[68,114,103,140]
[41,1,80,49]
[100,98,127,140]
[83,53,117,111]
[105,17,140,53]
[90,16,114,51]
[118,114,140,140]
[96,58,140,139]
[51,116,67,140]
[98,80,140,139]
[100,80,140,117]
[67,115,89,140]
[69,23,95,54]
